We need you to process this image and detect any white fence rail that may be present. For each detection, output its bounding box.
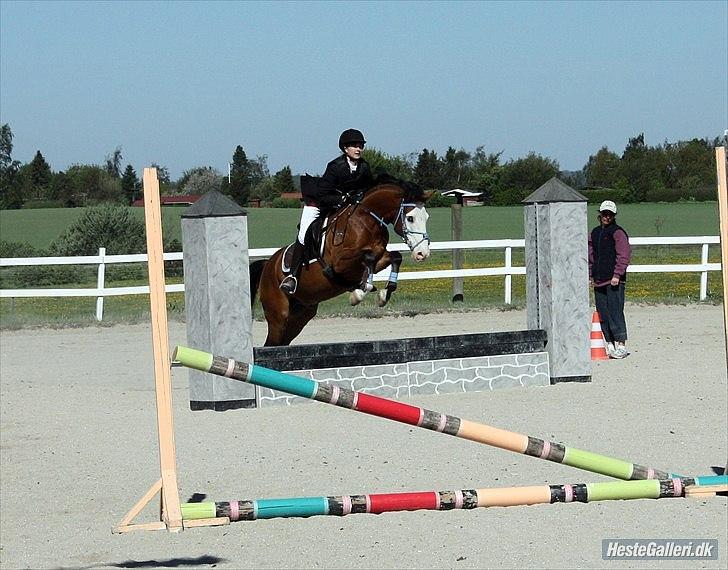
[0,236,721,321]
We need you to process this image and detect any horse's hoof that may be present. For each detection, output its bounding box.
[350,289,365,305]
[377,289,389,307]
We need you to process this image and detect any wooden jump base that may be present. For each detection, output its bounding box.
[181,476,727,522]
[114,169,225,534]
[246,330,551,409]
[174,346,676,482]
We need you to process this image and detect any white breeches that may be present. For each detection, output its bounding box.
[298,205,320,244]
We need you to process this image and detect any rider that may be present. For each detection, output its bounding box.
[280,128,373,295]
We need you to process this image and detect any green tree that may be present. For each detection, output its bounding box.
[225,148,268,205]
[620,133,668,202]
[177,166,222,195]
[149,162,171,184]
[466,146,502,203]
[583,146,622,188]
[65,164,122,205]
[26,150,53,200]
[271,165,296,198]
[664,138,714,190]
[493,152,559,205]
[362,147,415,180]
[0,124,24,209]
[50,171,75,207]
[120,164,139,204]
[229,145,252,205]
[248,154,269,186]
[148,162,173,194]
[104,147,123,178]
[413,148,443,190]
[250,177,275,204]
[441,146,471,188]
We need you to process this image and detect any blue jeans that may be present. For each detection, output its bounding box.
[594,283,627,343]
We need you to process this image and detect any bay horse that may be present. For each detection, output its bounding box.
[250,176,431,346]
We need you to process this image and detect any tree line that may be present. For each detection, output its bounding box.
[1,123,724,210]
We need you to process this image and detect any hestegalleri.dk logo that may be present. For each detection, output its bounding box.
[602,539,718,560]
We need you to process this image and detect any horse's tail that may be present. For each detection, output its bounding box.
[249,259,267,305]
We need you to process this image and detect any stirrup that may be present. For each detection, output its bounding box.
[279,275,298,294]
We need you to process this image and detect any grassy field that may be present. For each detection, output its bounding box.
[0,201,721,250]
[0,201,723,328]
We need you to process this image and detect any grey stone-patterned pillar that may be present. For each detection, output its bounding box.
[181,190,256,410]
[523,178,591,383]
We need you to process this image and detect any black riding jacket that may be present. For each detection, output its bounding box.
[302,155,373,210]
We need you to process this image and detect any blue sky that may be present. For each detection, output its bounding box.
[1,0,726,180]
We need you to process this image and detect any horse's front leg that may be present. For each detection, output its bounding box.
[377,250,402,307]
[349,252,377,306]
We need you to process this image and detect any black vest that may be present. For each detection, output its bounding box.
[591,223,628,282]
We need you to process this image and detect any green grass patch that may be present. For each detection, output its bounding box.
[0,201,721,251]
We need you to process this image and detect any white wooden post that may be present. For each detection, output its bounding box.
[504,246,512,305]
[95,247,106,321]
[700,242,709,300]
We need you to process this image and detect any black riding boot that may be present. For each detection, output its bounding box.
[280,240,305,295]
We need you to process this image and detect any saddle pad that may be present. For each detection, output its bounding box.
[281,243,319,273]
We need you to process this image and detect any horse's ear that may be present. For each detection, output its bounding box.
[422,190,434,202]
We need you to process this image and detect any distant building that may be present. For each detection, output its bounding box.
[441,189,485,206]
[280,192,303,205]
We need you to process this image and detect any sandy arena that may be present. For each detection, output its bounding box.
[1,304,726,569]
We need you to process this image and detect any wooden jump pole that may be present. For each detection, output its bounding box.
[113,168,229,533]
[715,146,728,476]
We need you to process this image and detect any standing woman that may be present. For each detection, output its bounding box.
[588,200,632,359]
[280,128,373,294]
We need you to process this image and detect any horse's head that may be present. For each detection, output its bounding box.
[386,178,431,262]
[362,175,432,262]
[398,201,430,261]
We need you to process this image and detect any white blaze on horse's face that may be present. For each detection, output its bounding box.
[403,203,430,261]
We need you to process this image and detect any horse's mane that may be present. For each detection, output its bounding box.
[370,173,425,202]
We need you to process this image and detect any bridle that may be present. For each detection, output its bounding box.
[333,189,430,252]
[392,201,430,250]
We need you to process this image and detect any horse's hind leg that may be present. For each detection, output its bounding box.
[281,302,318,345]
[377,250,402,307]
[263,300,289,347]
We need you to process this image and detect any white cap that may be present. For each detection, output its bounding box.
[599,200,617,214]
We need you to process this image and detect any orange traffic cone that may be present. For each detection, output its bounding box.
[590,311,609,360]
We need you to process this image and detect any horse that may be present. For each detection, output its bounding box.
[249,176,431,346]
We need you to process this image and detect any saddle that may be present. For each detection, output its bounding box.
[280,203,360,288]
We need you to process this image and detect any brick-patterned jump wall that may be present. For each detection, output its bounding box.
[253,330,550,407]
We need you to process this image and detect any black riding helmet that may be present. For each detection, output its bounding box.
[339,129,366,150]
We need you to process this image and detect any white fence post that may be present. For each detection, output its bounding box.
[95,247,106,321]
[700,242,709,300]
[504,246,512,305]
